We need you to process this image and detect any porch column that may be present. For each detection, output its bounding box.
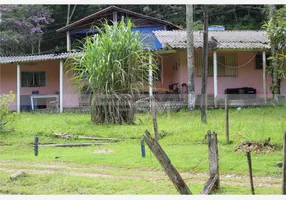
[60,60,63,113]
[213,51,218,107]
[149,54,153,97]
[17,63,20,113]
[113,11,117,23]
[262,51,267,104]
[66,31,71,51]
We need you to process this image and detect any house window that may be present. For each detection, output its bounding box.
[255,53,271,70]
[21,72,46,87]
[195,53,237,76]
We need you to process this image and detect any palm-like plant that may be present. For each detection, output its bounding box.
[69,19,157,124]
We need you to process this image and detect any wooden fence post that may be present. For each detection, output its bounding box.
[144,130,191,195]
[141,139,145,158]
[34,136,38,156]
[282,131,286,194]
[209,131,219,189]
[246,151,255,195]
[150,97,159,141]
[201,130,220,194]
[225,94,229,143]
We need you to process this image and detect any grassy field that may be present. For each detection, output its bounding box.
[0,106,286,194]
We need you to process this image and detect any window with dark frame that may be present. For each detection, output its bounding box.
[255,53,271,70]
[21,72,46,87]
[195,53,237,77]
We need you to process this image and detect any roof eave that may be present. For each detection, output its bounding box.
[57,6,181,33]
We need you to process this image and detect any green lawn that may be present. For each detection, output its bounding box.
[0,106,285,194]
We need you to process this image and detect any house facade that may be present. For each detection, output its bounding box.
[0,6,284,113]
[0,53,81,112]
[153,30,286,104]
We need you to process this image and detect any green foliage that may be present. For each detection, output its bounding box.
[69,19,157,124]
[0,91,16,130]
[192,20,203,30]
[0,5,54,55]
[264,7,286,50]
[264,7,286,94]
[227,15,261,30]
[267,52,286,80]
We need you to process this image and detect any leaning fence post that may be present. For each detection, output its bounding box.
[282,131,286,194]
[144,130,191,195]
[225,94,229,143]
[246,151,255,195]
[34,136,38,156]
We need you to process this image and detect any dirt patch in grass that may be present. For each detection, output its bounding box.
[234,138,276,153]
[89,149,115,154]
[0,160,282,189]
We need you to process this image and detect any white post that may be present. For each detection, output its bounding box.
[161,56,164,85]
[60,60,64,113]
[113,11,117,23]
[66,31,71,51]
[262,51,267,104]
[149,54,153,97]
[213,51,218,107]
[17,63,20,113]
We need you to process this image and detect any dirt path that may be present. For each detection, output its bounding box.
[0,160,282,189]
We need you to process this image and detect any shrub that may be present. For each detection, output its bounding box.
[0,91,16,130]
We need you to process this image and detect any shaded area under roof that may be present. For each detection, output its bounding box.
[57,6,181,33]
[153,30,270,50]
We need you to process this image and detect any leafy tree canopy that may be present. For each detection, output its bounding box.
[0,5,54,56]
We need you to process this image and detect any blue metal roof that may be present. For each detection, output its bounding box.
[71,26,164,50]
[208,25,225,31]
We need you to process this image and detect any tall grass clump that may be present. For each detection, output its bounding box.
[68,19,157,124]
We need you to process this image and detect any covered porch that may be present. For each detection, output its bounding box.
[0,53,81,113]
[152,30,286,106]
[152,49,286,106]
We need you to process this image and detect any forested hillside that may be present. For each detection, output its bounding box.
[0,4,284,56]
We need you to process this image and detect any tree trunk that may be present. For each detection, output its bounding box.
[269,5,279,100]
[66,5,76,51]
[66,5,70,25]
[38,39,41,54]
[201,5,208,124]
[186,5,195,110]
[31,44,34,55]
[233,6,238,22]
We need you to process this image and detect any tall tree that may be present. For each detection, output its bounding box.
[186,5,195,110]
[268,5,279,100]
[66,4,76,51]
[264,7,286,99]
[201,5,208,124]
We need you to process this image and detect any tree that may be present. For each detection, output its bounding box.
[186,5,195,110]
[0,5,54,55]
[264,7,286,98]
[69,20,156,124]
[201,5,209,124]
